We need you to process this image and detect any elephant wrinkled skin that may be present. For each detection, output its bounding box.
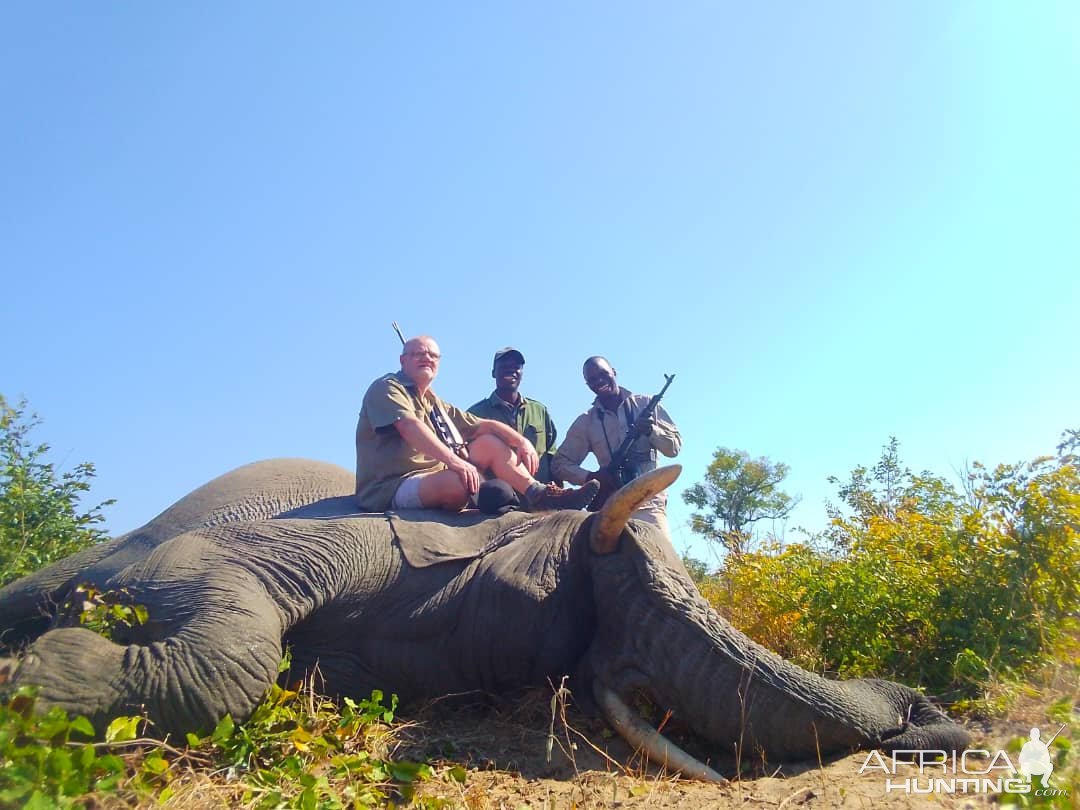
[0,458,969,778]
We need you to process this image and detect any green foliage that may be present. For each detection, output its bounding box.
[186,679,430,808]
[0,673,450,808]
[694,434,1080,703]
[0,687,124,808]
[0,396,114,587]
[0,597,447,807]
[693,541,824,666]
[63,584,149,640]
[682,447,799,556]
[680,555,710,585]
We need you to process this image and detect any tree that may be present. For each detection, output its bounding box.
[825,437,961,543]
[682,447,799,556]
[0,395,114,587]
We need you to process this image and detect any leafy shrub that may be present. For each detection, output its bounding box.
[693,541,823,667]
[0,396,113,587]
[62,583,149,640]
[691,435,1080,703]
[187,670,434,808]
[0,687,118,808]
[0,670,447,809]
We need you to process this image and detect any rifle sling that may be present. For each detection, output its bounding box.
[600,397,644,469]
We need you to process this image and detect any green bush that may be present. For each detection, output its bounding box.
[0,396,113,587]
[0,674,446,809]
[692,435,1080,703]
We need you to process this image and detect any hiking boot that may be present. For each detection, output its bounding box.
[522,480,601,512]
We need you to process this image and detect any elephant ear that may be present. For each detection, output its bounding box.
[388,510,541,568]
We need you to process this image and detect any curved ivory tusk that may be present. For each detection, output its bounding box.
[589,465,682,554]
[594,681,727,784]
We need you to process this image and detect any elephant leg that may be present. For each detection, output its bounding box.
[9,557,285,739]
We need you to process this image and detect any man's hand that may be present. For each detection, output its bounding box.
[510,438,539,476]
[587,469,620,492]
[447,456,481,495]
[634,415,655,438]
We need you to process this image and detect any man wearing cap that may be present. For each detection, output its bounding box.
[467,347,560,485]
[355,335,599,515]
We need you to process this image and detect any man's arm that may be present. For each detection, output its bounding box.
[393,416,467,466]
[393,416,481,493]
[646,402,681,458]
[551,414,593,486]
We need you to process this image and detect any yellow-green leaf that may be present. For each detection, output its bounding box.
[104,715,140,743]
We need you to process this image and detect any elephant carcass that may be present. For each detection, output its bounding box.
[0,459,970,780]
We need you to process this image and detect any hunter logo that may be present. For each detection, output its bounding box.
[1018,727,1054,787]
[858,725,1070,797]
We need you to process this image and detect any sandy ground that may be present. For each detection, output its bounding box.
[396,667,1079,810]
[153,653,1077,809]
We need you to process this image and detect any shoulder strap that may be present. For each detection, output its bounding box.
[428,397,467,455]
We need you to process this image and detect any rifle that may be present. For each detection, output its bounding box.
[391,321,406,345]
[588,373,676,512]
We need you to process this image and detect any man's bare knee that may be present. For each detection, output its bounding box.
[468,433,511,464]
[418,471,470,511]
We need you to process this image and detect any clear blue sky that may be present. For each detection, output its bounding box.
[3,3,1077,564]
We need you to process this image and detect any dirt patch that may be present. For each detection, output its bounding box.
[396,667,1079,810]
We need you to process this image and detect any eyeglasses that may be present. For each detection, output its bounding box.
[406,349,441,360]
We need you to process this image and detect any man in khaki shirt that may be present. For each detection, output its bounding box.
[553,356,681,532]
[355,335,600,514]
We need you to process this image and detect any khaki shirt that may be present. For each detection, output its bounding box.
[552,389,680,513]
[355,371,481,511]
[467,392,558,483]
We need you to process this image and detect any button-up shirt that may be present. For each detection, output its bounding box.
[355,371,480,511]
[553,388,680,514]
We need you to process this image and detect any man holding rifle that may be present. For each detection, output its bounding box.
[553,356,681,533]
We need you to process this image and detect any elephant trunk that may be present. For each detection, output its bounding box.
[587,540,970,767]
[11,566,285,738]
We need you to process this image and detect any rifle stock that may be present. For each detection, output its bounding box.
[587,373,675,512]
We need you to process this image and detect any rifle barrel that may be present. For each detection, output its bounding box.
[392,322,406,345]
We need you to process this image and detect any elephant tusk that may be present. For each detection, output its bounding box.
[589,465,682,554]
[594,680,727,784]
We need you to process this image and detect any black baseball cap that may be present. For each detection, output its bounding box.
[476,479,520,515]
[493,347,525,365]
